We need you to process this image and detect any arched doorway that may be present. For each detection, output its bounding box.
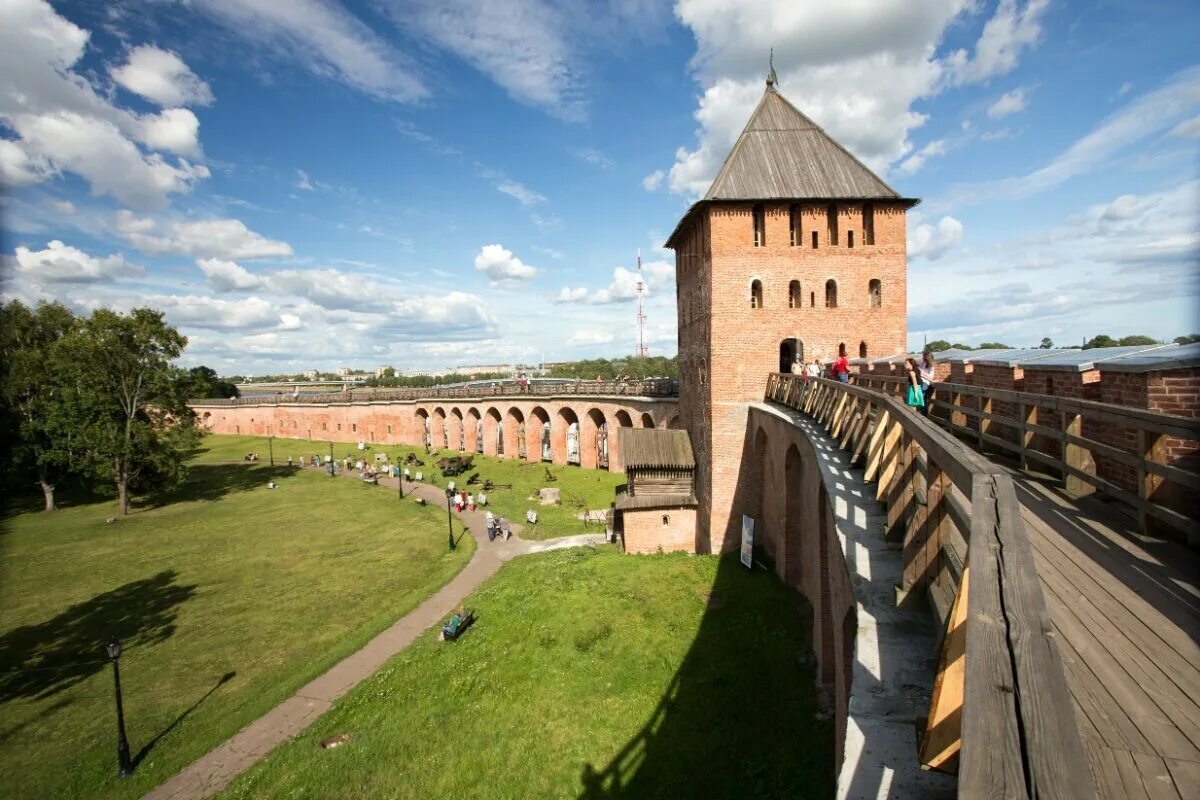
[467,408,482,453]
[484,408,502,456]
[505,407,525,459]
[415,409,431,447]
[779,338,803,373]
[450,408,465,451]
[557,407,580,465]
[432,407,447,449]
[585,408,608,470]
[529,407,551,463]
[640,412,654,428]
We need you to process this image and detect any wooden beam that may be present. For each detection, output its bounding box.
[864,407,890,481]
[1062,410,1097,498]
[1138,428,1168,538]
[921,565,969,774]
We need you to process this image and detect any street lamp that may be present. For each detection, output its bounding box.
[444,488,456,551]
[328,440,334,477]
[268,431,274,466]
[106,640,132,778]
[397,464,404,500]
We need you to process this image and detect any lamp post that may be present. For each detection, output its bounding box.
[106,640,132,778]
[328,440,334,477]
[397,465,404,500]
[444,488,456,551]
[268,431,274,466]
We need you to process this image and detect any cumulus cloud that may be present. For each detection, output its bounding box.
[664,0,1052,197]
[642,169,665,191]
[196,258,265,291]
[566,329,615,346]
[117,211,294,260]
[266,268,391,312]
[111,45,214,107]
[189,0,427,104]
[151,293,280,330]
[554,260,672,305]
[473,244,538,285]
[988,87,1028,118]
[897,138,948,175]
[14,240,143,283]
[0,0,210,208]
[908,216,963,260]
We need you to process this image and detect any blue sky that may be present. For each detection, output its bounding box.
[1,0,1197,374]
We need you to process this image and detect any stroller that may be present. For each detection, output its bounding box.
[498,517,512,541]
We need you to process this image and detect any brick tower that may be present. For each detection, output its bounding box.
[666,71,917,553]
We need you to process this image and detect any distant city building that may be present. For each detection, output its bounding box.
[336,367,353,377]
[375,365,394,378]
[303,369,319,380]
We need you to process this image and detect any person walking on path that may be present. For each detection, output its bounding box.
[904,357,926,413]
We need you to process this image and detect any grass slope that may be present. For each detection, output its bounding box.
[221,547,833,800]
[0,438,474,800]
[206,434,624,539]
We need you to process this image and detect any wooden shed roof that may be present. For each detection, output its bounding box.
[618,428,695,470]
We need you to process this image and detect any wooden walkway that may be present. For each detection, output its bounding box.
[1012,472,1200,800]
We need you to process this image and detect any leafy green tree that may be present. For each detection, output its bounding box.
[1083,334,1119,350]
[1039,337,1054,349]
[925,340,952,352]
[0,300,81,511]
[181,365,240,399]
[1175,334,1200,345]
[1117,335,1158,346]
[65,308,200,515]
[977,341,1012,349]
[950,343,974,351]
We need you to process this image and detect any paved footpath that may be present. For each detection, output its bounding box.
[143,468,604,800]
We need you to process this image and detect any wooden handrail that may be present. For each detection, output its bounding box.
[765,372,1094,800]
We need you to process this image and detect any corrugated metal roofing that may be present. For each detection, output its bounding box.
[705,87,905,201]
[1097,342,1200,373]
[618,428,695,470]
[1019,344,1177,372]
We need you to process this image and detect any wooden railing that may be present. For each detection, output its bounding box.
[190,378,680,406]
[766,373,1094,800]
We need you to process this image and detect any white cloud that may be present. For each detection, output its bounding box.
[532,245,564,260]
[665,0,1052,197]
[566,329,615,346]
[393,0,584,121]
[554,261,672,305]
[496,179,546,206]
[116,211,294,260]
[572,147,615,169]
[196,258,265,291]
[262,268,389,312]
[908,215,963,260]
[554,287,588,303]
[0,139,47,187]
[897,138,948,175]
[987,87,1027,118]
[945,0,1050,86]
[151,293,280,330]
[0,0,210,208]
[473,244,538,285]
[1170,115,1200,139]
[191,0,427,103]
[110,45,214,107]
[14,240,143,283]
[295,169,315,191]
[642,169,665,191]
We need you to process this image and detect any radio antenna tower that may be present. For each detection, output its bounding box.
[635,249,649,357]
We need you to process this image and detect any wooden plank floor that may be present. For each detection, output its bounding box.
[1011,474,1200,800]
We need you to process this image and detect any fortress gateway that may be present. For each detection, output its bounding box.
[665,74,916,553]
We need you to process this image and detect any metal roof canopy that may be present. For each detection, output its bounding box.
[1096,342,1200,373]
[1019,344,1178,372]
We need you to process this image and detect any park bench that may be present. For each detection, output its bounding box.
[441,608,475,641]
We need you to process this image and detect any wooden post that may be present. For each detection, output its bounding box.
[903,458,947,596]
[977,394,991,451]
[951,390,966,431]
[865,407,891,482]
[1138,428,1167,537]
[920,565,969,774]
[1062,410,1096,498]
[886,435,916,543]
[1020,402,1036,471]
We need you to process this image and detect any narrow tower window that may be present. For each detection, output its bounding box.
[810,291,815,307]
[826,204,838,246]
[859,341,868,359]
[825,279,838,308]
[751,279,763,309]
[789,280,802,309]
[811,231,818,249]
[789,204,800,247]
[869,279,882,308]
[753,204,766,247]
[847,230,855,248]
[863,203,875,245]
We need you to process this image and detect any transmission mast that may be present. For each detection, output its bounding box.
[635,249,649,357]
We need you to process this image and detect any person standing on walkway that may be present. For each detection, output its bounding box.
[904,358,925,412]
[790,355,803,375]
[832,343,850,383]
[806,357,822,379]
[918,350,936,417]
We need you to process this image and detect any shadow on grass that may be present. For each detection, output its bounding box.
[140,463,296,509]
[131,671,236,772]
[0,570,197,703]
[578,554,834,799]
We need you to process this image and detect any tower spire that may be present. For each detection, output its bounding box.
[766,48,777,88]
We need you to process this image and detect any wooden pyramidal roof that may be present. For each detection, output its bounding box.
[705,85,904,201]
[618,428,695,470]
[666,78,918,248]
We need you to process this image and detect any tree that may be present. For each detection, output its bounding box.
[977,342,1012,349]
[1175,334,1200,345]
[925,340,952,352]
[1039,337,1054,349]
[181,365,240,399]
[1083,335,1119,350]
[1118,335,1157,346]
[950,343,974,351]
[66,308,200,515]
[0,300,81,511]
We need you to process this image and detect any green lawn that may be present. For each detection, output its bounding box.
[205,434,625,539]
[220,547,833,800]
[0,437,475,800]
